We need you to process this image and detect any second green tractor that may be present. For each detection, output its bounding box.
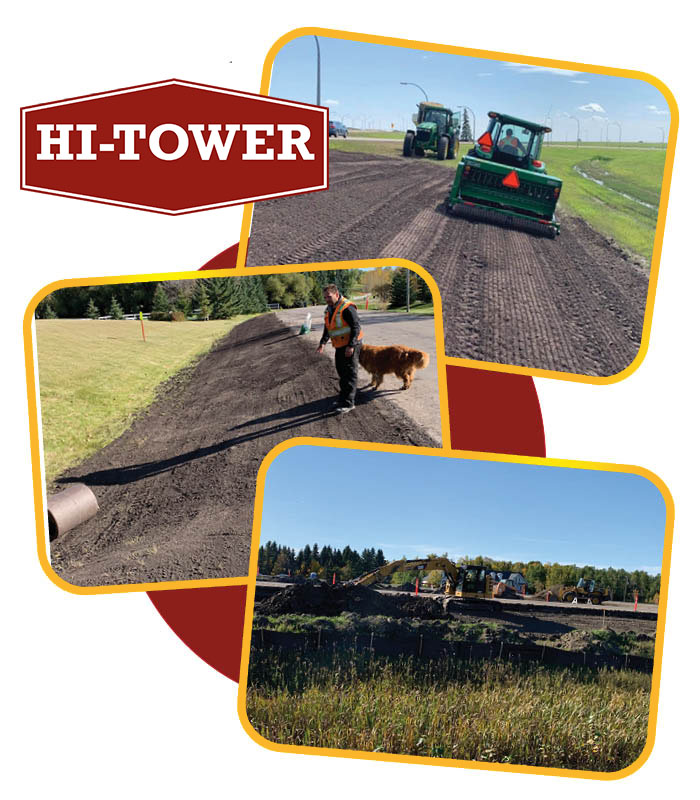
[403,102,460,161]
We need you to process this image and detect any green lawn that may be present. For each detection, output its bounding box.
[36,317,253,483]
[347,130,404,139]
[329,138,670,263]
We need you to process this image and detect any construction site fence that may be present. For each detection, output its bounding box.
[251,629,653,673]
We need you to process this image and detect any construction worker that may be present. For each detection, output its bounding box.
[316,284,363,414]
[498,127,524,155]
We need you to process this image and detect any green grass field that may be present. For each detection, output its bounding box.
[247,648,651,771]
[36,317,252,483]
[329,137,669,262]
[346,130,404,139]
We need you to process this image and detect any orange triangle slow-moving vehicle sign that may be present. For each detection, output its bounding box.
[502,170,520,189]
[477,131,493,149]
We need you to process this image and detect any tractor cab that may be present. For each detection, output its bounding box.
[447,110,562,237]
[577,578,596,592]
[417,104,455,135]
[476,112,549,172]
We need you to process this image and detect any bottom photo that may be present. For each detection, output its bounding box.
[241,442,670,778]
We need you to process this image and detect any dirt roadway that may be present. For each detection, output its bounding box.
[245,151,650,377]
[50,314,438,587]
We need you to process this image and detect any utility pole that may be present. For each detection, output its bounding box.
[313,35,321,107]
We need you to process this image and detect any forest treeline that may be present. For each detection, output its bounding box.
[33,267,431,320]
[258,540,661,602]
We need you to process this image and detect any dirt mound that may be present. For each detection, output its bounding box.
[554,630,619,655]
[257,584,447,619]
[532,585,564,600]
[50,313,438,587]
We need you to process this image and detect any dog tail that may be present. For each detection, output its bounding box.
[413,350,429,370]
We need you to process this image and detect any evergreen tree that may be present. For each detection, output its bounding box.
[109,295,124,320]
[85,298,100,319]
[205,278,237,319]
[152,284,171,314]
[389,268,417,308]
[194,281,211,320]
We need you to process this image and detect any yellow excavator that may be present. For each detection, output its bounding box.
[354,558,496,599]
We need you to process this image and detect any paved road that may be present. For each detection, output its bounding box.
[274,306,442,445]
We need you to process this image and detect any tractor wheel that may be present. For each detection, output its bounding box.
[437,135,448,160]
[562,591,575,603]
[403,132,415,157]
[591,595,601,605]
[447,136,458,159]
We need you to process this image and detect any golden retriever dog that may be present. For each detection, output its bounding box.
[359,344,429,391]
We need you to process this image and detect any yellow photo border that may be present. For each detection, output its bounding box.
[237,26,679,386]
[237,435,674,780]
[23,259,446,595]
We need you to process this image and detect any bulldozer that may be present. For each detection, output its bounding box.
[446,111,562,238]
[354,557,496,599]
[555,578,611,605]
[403,102,460,161]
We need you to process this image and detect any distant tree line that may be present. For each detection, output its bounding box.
[258,540,387,581]
[258,541,662,602]
[33,270,364,321]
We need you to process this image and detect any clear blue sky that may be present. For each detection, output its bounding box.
[260,446,667,575]
[269,35,671,143]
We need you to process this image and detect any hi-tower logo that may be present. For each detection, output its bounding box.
[21,80,329,214]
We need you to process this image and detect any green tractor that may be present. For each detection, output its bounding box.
[446,111,562,238]
[403,102,460,161]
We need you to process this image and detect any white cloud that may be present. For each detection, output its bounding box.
[578,102,606,113]
[570,80,589,84]
[501,61,581,77]
[645,104,668,115]
[476,72,493,77]
[324,98,339,106]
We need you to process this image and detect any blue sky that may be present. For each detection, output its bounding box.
[269,36,671,143]
[260,446,667,575]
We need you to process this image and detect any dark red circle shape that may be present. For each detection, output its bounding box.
[148,254,546,682]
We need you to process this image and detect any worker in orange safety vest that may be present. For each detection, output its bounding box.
[316,284,364,414]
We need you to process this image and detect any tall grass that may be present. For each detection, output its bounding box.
[247,647,650,771]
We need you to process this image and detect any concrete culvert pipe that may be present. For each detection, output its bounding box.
[47,483,99,540]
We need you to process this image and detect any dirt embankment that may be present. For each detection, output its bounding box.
[257,583,447,619]
[246,151,650,377]
[50,314,438,587]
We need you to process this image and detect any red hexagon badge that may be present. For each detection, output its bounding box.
[21,80,328,214]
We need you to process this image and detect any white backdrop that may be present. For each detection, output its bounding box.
[4,2,696,796]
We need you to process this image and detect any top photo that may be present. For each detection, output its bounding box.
[240,31,676,381]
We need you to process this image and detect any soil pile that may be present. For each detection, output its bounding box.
[532,585,564,600]
[50,313,438,587]
[257,583,447,619]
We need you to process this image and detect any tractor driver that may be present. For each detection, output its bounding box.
[498,128,525,155]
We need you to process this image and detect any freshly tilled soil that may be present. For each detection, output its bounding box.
[49,314,438,587]
[246,151,650,377]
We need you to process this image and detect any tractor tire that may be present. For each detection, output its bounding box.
[591,595,602,605]
[403,132,415,157]
[447,136,458,159]
[563,591,576,603]
[437,135,448,161]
